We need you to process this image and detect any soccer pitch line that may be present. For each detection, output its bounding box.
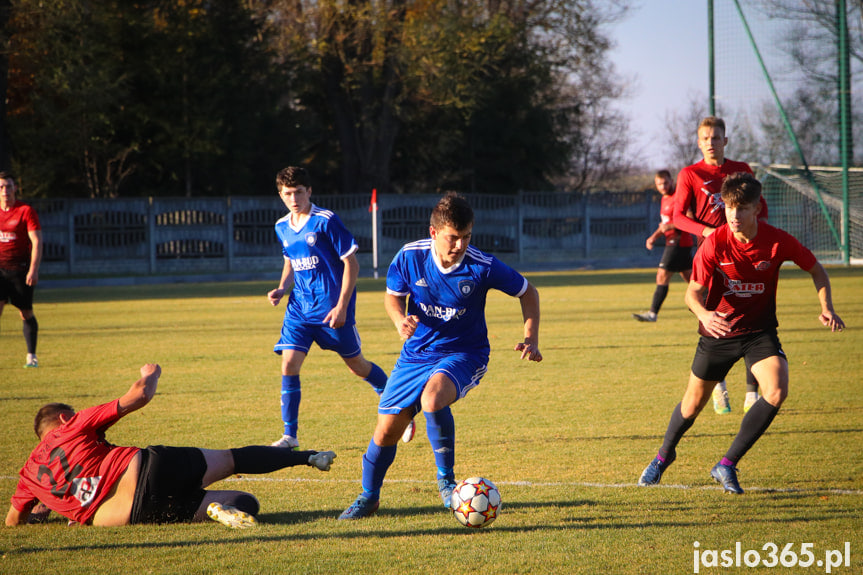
[217,476,863,496]
[2,475,860,496]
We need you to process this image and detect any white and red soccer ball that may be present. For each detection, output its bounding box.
[450,477,501,528]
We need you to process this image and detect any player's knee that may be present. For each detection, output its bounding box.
[221,492,260,516]
[762,385,787,408]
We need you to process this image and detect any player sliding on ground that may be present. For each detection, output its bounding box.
[6,364,336,528]
[637,172,845,494]
[339,192,542,519]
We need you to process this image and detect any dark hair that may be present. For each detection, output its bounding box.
[720,172,762,206]
[430,192,474,231]
[0,171,17,184]
[655,169,672,180]
[34,403,74,439]
[275,167,311,190]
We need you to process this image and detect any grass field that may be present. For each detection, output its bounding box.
[1,267,861,574]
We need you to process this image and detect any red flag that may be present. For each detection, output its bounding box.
[369,188,378,212]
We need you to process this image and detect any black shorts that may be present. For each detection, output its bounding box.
[129,446,208,524]
[690,330,785,382]
[0,266,34,310]
[658,244,692,273]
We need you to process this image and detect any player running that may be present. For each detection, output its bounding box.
[632,170,693,323]
[637,172,845,494]
[339,192,542,519]
[673,116,769,415]
[267,167,396,450]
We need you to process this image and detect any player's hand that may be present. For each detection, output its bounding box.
[700,311,730,338]
[645,238,654,250]
[140,363,161,379]
[268,288,284,306]
[323,306,347,329]
[514,341,542,362]
[25,270,38,287]
[308,451,337,471]
[819,310,845,332]
[397,315,419,339]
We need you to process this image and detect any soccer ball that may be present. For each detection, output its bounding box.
[450,477,501,528]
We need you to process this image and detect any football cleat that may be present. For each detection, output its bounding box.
[24,354,38,368]
[207,502,257,529]
[638,450,676,486]
[712,381,731,414]
[270,434,299,450]
[307,451,336,471]
[438,475,458,509]
[401,419,416,443]
[710,462,744,494]
[632,312,657,323]
[338,494,379,520]
[743,391,759,413]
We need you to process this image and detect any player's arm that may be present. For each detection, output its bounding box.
[26,229,43,287]
[268,258,294,306]
[117,363,161,416]
[385,291,418,340]
[324,253,358,328]
[671,180,708,238]
[5,504,30,526]
[645,227,662,250]
[514,282,542,362]
[807,262,845,332]
[685,280,729,338]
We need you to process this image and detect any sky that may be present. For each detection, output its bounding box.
[608,1,710,168]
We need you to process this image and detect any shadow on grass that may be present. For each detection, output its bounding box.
[9,491,856,556]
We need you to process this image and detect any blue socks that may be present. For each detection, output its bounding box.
[424,408,455,479]
[280,375,301,437]
[361,439,397,499]
[364,363,388,395]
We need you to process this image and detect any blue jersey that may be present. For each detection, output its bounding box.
[275,204,358,324]
[386,239,528,360]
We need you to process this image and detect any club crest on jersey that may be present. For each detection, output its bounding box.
[458,280,475,296]
[305,232,317,246]
[754,260,771,271]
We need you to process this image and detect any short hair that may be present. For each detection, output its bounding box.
[720,172,762,206]
[275,167,311,190]
[34,403,74,439]
[430,192,474,231]
[655,169,672,181]
[0,171,17,185]
[698,116,726,135]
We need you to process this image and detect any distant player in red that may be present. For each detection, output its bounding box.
[673,117,768,414]
[633,170,693,322]
[6,364,337,528]
[0,172,42,368]
[638,172,844,494]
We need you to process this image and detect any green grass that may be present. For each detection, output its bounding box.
[1,267,861,574]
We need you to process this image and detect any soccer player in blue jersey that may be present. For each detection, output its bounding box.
[339,192,542,519]
[267,167,390,449]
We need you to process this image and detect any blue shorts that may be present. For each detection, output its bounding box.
[378,353,488,415]
[274,320,362,358]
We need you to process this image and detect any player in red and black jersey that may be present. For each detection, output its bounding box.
[673,117,770,414]
[632,170,694,323]
[6,364,337,528]
[638,172,844,494]
[0,172,42,368]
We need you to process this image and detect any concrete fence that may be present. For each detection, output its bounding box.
[31,191,661,278]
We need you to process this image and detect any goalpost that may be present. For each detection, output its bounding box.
[708,0,861,264]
